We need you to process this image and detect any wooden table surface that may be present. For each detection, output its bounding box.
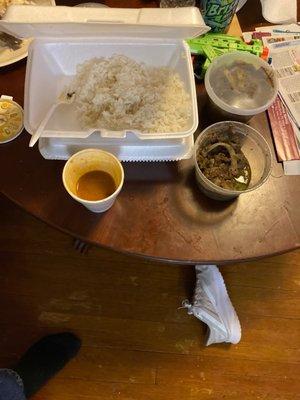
[1,0,300,264]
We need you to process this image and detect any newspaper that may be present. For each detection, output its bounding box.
[255,24,300,34]
[268,39,300,128]
[252,25,300,128]
[262,34,300,47]
[251,24,300,174]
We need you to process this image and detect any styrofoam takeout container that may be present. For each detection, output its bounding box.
[1,6,209,142]
[39,132,194,162]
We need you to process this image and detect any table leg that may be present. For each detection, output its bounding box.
[73,238,90,254]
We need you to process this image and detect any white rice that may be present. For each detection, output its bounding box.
[66,55,192,133]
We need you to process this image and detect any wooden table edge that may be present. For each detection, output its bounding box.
[3,191,299,266]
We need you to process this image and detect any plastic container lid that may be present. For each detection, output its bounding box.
[205,52,278,117]
[0,5,209,40]
[0,95,24,144]
[74,3,109,7]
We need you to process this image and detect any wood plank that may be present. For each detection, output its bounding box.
[0,274,299,324]
[32,377,298,400]
[2,250,300,290]
[0,347,156,385]
[220,260,300,291]
[1,251,299,346]
[0,307,299,364]
[263,249,300,266]
[3,345,299,399]
[4,346,297,385]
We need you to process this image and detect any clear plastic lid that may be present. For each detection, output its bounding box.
[0,95,24,143]
[205,52,278,116]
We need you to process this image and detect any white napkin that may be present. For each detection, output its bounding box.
[260,0,297,24]
[182,265,241,346]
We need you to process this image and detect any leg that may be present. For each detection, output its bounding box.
[0,333,81,399]
[73,238,90,254]
[14,333,81,398]
[0,369,26,400]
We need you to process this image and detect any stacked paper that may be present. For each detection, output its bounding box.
[253,24,300,174]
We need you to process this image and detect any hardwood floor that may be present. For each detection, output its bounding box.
[0,194,299,399]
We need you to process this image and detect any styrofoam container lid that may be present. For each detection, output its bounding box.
[0,5,210,39]
[205,52,278,116]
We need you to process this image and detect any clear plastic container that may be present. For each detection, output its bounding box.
[194,121,272,201]
[0,95,24,144]
[75,3,109,7]
[204,52,278,122]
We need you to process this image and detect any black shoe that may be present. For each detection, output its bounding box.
[13,332,81,398]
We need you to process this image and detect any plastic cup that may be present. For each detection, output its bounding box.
[199,0,239,33]
[204,52,278,122]
[194,121,272,201]
[62,149,124,213]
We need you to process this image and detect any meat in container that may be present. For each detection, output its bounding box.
[0,5,210,141]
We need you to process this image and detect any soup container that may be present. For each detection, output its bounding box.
[62,148,124,212]
[205,52,278,122]
[194,121,272,201]
[0,95,23,144]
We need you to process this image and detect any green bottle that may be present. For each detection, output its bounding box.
[200,0,240,33]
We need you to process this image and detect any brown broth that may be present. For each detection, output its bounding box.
[76,170,116,201]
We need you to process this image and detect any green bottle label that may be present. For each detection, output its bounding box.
[201,0,239,32]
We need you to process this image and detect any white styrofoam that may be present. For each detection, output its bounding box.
[38,132,194,162]
[0,0,56,67]
[1,6,209,39]
[24,36,198,140]
[0,6,207,145]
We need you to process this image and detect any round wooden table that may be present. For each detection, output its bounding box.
[1,0,300,264]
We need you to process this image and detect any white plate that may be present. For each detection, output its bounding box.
[0,36,31,67]
[38,132,194,162]
[0,0,56,67]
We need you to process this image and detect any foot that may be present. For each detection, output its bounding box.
[182,265,241,345]
[13,332,81,398]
